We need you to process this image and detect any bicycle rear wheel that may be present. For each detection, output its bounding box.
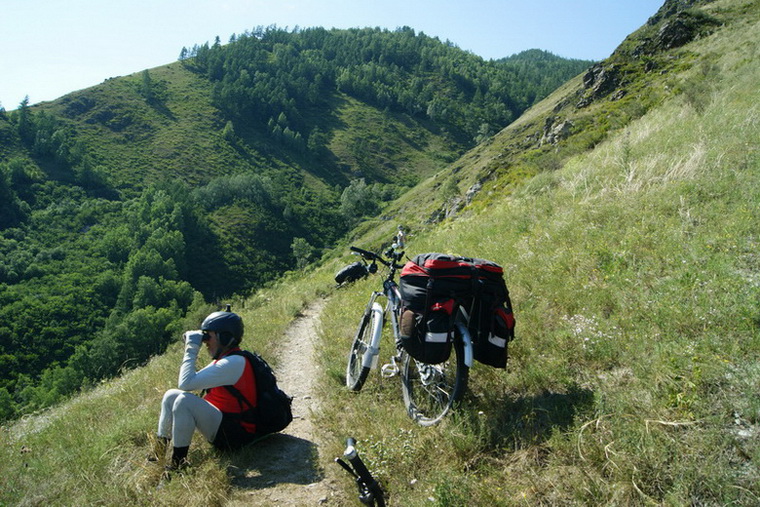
[346,310,374,391]
[400,336,468,426]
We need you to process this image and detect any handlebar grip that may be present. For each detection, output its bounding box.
[350,246,375,258]
[344,438,373,481]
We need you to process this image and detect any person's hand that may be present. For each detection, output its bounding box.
[184,330,203,346]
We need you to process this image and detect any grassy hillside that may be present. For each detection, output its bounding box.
[4,0,759,504]
[39,63,460,193]
[317,0,760,504]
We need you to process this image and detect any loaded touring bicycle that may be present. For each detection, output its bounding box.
[337,238,515,425]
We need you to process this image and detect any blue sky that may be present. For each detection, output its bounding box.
[1,0,664,109]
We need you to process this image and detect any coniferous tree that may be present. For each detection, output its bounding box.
[140,69,155,103]
[15,96,33,143]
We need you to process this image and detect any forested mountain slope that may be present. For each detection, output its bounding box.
[0,27,590,421]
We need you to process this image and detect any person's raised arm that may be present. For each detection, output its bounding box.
[177,331,244,391]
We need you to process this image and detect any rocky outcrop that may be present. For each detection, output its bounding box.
[633,0,721,56]
[541,116,573,146]
[431,181,483,223]
[653,9,721,51]
[646,0,716,26]
[577,0,719,108]
[577,63,622,107]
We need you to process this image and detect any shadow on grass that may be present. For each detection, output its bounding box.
[488,384,595,447]
[223,433,323,489]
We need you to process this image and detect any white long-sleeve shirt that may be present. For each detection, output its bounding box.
[177,333,246,391]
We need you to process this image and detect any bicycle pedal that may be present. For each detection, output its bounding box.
[381,362,399,377]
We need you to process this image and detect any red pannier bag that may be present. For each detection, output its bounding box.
[399,253,515,368]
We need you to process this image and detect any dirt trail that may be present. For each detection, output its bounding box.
[225,300,342,506]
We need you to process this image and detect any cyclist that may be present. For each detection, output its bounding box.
[151,306,261,472]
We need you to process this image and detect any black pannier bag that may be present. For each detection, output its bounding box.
[398,299,454,364]
[466,290,515,368]
[399,253,515,368]
[335,261,369,285]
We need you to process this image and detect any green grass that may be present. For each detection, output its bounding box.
[42,63,460,196]
[3,0,760,504]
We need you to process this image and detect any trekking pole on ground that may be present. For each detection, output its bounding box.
[335,438,385,506]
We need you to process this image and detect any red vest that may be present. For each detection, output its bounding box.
[203,348,258,433]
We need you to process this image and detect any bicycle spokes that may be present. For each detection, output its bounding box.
[401,340,469,426]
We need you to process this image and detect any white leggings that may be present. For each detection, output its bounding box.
[157,389,223,448]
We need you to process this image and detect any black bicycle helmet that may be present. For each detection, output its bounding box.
[201,304,244,348]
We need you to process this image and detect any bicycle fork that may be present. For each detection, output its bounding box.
[364,302,404,378]
[362,302,384,371]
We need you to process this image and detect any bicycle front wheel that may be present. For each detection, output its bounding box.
[400,337,468,426]
[346,310,374,391]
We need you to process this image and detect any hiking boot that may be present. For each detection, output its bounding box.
[147,435,169,462]
[161,457,190,481]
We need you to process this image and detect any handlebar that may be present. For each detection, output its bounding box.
[350,246,376,259]
[335,437,385,506]
[343,438,374,482]
[350,246,404,270]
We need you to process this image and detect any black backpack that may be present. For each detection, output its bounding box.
[225,350,293,435]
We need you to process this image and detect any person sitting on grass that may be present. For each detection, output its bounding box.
[150,305,260,471]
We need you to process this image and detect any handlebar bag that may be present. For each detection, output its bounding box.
[335,261,369,285]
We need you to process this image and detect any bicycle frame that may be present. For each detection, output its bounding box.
[354,249,473,376]
[360,276,405,373]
